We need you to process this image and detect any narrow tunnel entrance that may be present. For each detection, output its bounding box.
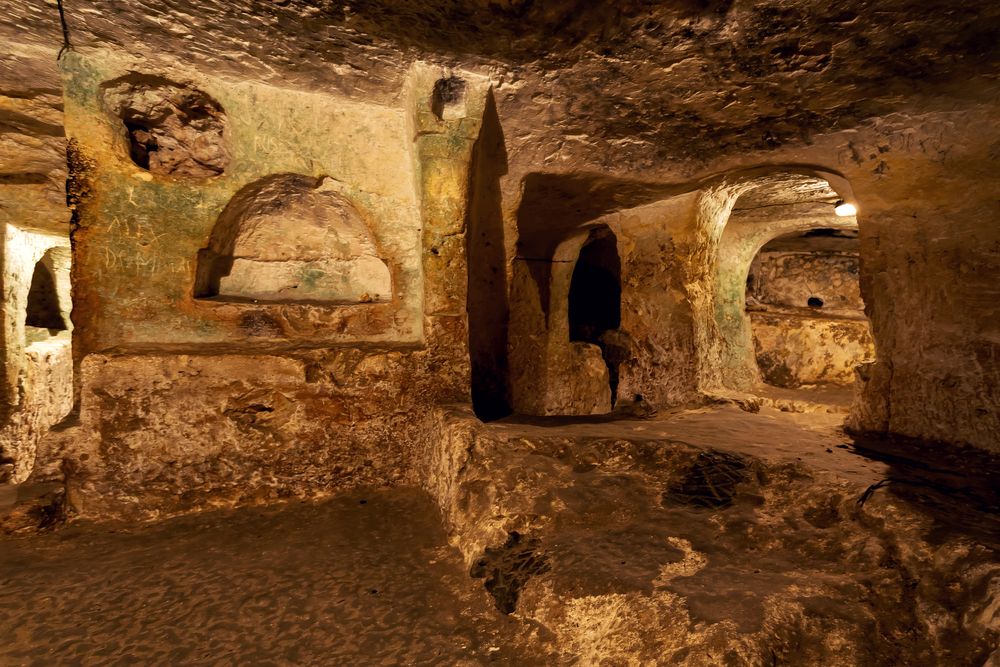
[568,227,623,405]
[745,227,874,392]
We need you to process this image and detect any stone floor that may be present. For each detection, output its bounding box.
[2,402,999,666]
[0,488,545,666]
[430,402,1000,665]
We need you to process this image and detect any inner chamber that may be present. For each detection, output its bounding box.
[746,227,875,389]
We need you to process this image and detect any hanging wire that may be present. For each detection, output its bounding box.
[57,0,73,60]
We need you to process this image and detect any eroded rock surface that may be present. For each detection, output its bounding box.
[426,405,1000,665]
[0,488,546,664]
[0,1,997,662]
[101,75,229,179]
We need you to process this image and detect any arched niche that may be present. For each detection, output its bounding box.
[568,227,624,405]
[514,224,622,416]
[25,247,70,339]
[568,228,622,345]
[194,174,392,304]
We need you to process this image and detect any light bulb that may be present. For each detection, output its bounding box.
[834,201,857,217]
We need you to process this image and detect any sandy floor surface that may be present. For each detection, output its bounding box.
[0,488,543,666]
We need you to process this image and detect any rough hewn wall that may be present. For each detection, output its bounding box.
[747,247,874,387]
[750,251,864,312]
[845,110,1000,450]
[63,52,427,351]
[751,313,873,387]
[51,52,490,518]
[0,35,74,484]
[3,0,996,504]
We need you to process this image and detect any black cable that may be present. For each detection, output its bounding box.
[57,0,73,60]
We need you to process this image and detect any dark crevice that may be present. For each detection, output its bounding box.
[25,257,66,331]
[467,92,512,421]
[470,531,550,614]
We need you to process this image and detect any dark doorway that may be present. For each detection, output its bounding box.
[25,256,66,331]
[568,227,623,404]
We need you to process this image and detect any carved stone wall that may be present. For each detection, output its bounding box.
[52,53,491,517]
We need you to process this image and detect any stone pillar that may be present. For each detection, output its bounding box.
[407,65,490,404]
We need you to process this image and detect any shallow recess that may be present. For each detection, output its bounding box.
[25,250,67,334]
[102,74,229,179]
[195,174,392,304]
[431,76,466,120]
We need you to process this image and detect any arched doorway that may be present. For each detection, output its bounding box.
[704,171,875,405]
[2,242,73,485]
[25,248,69,341]
[568,227,623,406]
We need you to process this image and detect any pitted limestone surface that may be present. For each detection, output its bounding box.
[662,449,760,509]
[470,531,550,614]
[430,405,1000,665]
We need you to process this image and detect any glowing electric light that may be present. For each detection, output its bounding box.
[834,200,857,217]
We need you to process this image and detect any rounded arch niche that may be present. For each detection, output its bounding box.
[25,247,70,333]
[194,174,392,304]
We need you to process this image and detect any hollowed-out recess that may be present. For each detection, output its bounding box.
[568,226,624,404]
[568,228,621,344]
[26,250,67,331]
[195,174,391,304]
[102,74,229,179]
[431,76,466,120]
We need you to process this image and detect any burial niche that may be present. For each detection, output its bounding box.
[25,249,68,334]
[746,228,874,388]
[568,227,623,403]
[194,174,392,304]
[102,74,229,179]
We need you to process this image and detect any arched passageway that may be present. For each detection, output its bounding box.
[703,171,875,404]
[568,227,623,405]
[1,240,73,485]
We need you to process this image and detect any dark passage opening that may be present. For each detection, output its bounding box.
[25,258,66,331]
[568,227,623,404]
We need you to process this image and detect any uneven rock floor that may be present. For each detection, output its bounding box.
[2,403,999,665]
[0,488,542,666]
[432,403,1000,665]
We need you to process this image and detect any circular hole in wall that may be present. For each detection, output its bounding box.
[102,74,229,179]
[807,296,824,308]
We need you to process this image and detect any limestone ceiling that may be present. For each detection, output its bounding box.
[3,0,999,174]
[732,174,837,210]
